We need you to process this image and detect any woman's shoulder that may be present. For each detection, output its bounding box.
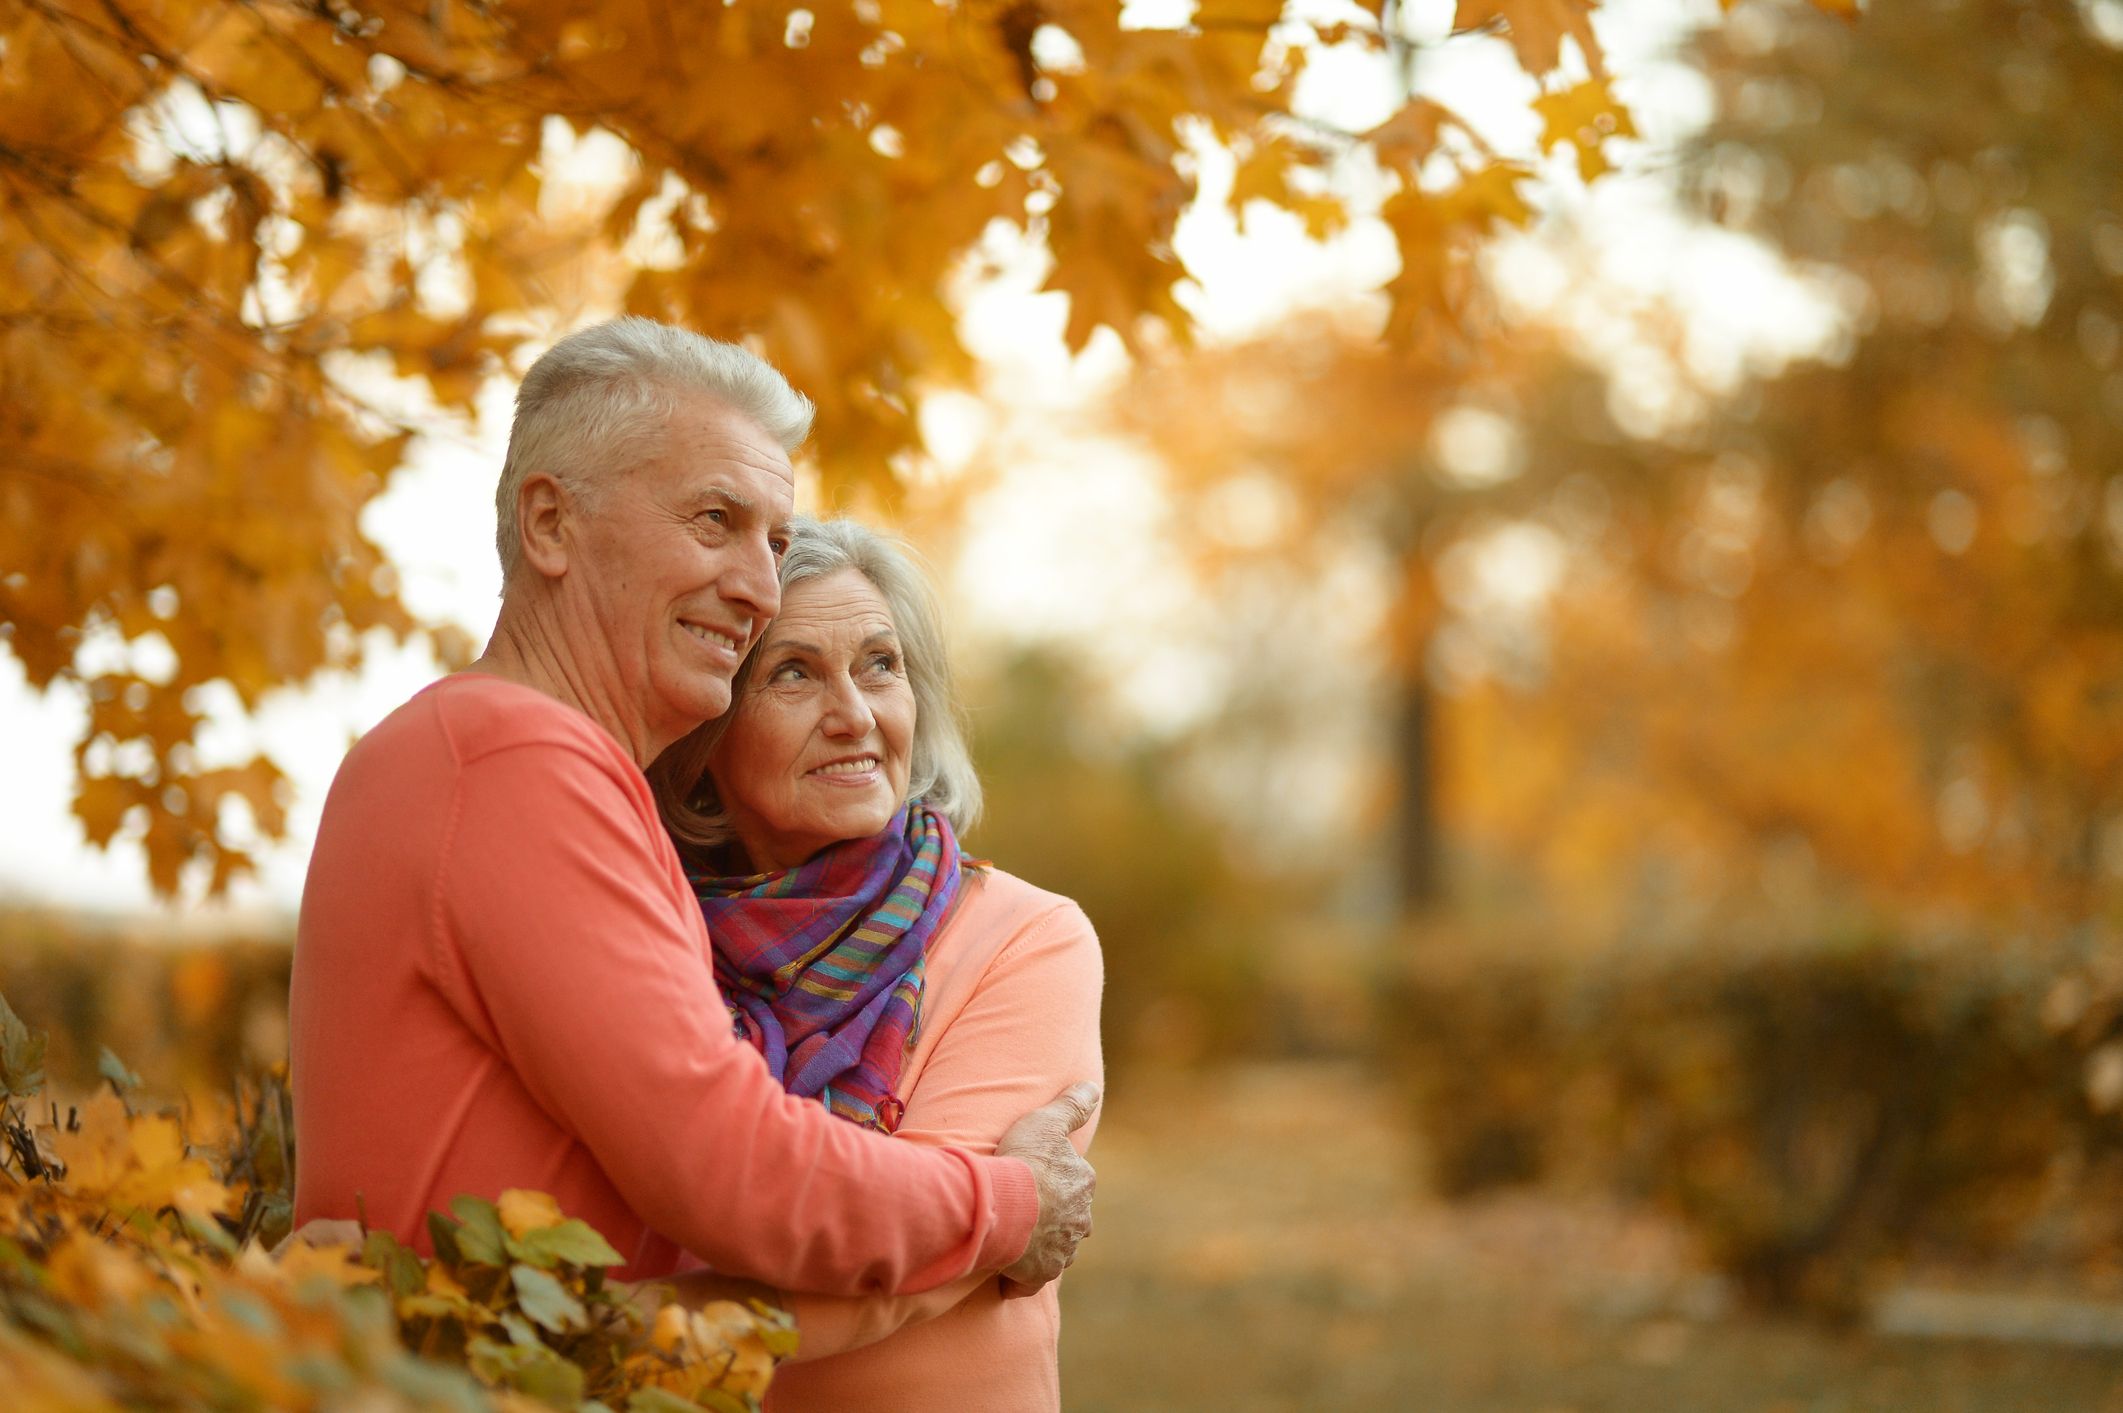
[944,866,1100,967]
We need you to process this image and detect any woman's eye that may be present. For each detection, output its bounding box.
[867,652,900,675]
[771,662,806,682]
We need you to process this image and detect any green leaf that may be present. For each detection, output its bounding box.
[97,1046,141,1092]
[0,989,47,1098]
[508,1218,624,1271]
[448,1195,508,1266]
[427,1210,464,1267]
[628,1392,712,1413]
[363,1229,425,1299]
[380,1357,490,1413]
[692,1391,754,1413]
[498,1310,543,1349]
[468,1335,585,1408]
[509,1262,586,1334]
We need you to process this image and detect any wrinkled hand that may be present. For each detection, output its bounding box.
[995,1081,1100,1297]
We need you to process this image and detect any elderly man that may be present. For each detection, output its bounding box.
[291,318,1095,1297]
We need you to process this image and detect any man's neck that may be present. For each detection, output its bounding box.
[469,596,658,767]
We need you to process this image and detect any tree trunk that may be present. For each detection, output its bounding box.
[1394,674,1443,914]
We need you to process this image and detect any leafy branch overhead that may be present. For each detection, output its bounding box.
[0,0,1850,895]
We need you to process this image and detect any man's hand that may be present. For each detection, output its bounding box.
[995,1081,1100,1297]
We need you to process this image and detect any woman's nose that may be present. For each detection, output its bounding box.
[820,675,875,737]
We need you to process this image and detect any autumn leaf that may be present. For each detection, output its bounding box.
[509,1263,588,1334]
[1532,77,1639,183]
[98,1048,142,1095]
[270,1240,383,1293]
[511,1220,626,1271]
[1366,98,1461,177]
[0,991,46,1099]
[448,1194,511,1266]
[1456,0,1605,77]
[498,1189,567,1239]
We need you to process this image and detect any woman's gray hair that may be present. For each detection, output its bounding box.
[496,317,814,578]
[650,516,983,859]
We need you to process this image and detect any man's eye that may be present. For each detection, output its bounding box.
[769,537,789,557]
[702,509,728,527]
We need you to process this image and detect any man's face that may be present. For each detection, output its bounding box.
[569,396,795,753]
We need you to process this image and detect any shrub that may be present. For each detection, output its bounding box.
[1385,938,2107,1315]
[0,987,792,1410]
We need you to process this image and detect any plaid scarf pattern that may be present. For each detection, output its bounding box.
[689,805,961,1133]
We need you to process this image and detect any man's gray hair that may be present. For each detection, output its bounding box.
[495,317,814,577]
[650,516,983,858]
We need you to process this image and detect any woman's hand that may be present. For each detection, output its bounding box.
[994,1081,1100,1295]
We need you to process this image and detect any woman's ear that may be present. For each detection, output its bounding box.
[515,473,570,579]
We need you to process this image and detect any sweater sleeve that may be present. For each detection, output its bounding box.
[429,739,1038,1297]
[783,893,1106,1360]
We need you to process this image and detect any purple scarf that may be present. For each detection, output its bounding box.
[688,805,961,1133]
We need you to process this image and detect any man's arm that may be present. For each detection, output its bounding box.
[432,740,1057,1297]
[782,897,1105,1359]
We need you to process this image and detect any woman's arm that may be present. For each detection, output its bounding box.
[781,893,1106,1361]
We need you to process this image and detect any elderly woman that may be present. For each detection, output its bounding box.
[648,516,1104,1412]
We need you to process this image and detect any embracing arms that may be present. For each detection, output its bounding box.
[429,738,1094,1297]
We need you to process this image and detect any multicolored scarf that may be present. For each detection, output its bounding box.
[688,805,961,1133]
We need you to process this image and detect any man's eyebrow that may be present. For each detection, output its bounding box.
[689,485,754,513]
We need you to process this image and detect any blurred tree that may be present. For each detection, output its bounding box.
[1445,0,2123,936]
[965,649,1275,1063]
[0,0,1846,896]
[1109,321,1653,913]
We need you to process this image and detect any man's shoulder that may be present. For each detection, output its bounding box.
[358,674,629,775]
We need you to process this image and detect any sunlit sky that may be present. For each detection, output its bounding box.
[0,0,1844,918]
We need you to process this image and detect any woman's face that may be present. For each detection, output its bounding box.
[707,567,916,872]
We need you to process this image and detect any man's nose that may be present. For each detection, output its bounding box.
[722,537,780,621]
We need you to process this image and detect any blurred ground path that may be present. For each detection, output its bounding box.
[1060,1061,2123,1412]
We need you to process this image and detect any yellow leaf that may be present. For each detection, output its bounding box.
[1365,98,1458,177]
[1455,0,1604,77]
[272,1240,381,1291]
[1532,77,1637,184]
[1439,162,1538,232]
[45,1231,154,1311]
[49,1093,135,1198]
[497,1188,566,1239]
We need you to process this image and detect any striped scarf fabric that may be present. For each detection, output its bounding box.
[688,805,961,1133]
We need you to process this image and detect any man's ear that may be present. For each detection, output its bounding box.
[516,473,571,579]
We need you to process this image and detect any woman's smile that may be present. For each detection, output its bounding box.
[807,754,884,784]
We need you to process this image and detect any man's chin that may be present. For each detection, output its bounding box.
[659,681,734,741]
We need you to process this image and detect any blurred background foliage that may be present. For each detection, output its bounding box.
[10,0,2123,1404]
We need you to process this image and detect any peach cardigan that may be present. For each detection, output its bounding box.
[290,674,1034,1294]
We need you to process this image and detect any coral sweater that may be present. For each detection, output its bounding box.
[766,868,1104,1412]
[289,674,1035,1294]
